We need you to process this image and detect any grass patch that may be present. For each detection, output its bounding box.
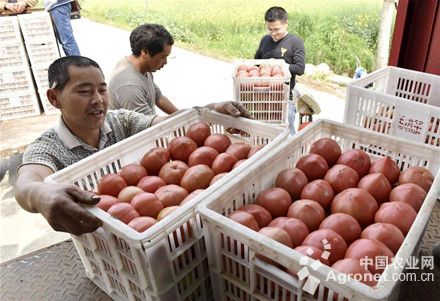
[80,0,382,76]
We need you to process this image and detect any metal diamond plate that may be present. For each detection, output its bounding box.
[0,239,110,301]
[419,200,440,256]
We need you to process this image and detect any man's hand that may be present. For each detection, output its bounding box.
[15,1,28,13]
[206,101,253,119]
[33,184,103,236]
[15,165,103,236]
[5,2,19,12]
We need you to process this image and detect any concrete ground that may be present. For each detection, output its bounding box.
[0,18,345,263]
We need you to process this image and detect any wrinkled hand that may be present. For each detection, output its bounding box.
[34,183,103,236]
[206,101,253,119]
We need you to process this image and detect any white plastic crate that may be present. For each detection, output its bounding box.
[25,39,60,66]
[32,65,49,91]
[18,11,57,42]
[199,119,440,301]
[345,66,440,147]
[0,68,36,95]
[0,16,22,44]
[0,43,29,70]
[233,59,291,126]
[44,108,287,301]
[0,91,40,121]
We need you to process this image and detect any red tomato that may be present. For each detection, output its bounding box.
[275,168,308,200]
[229,211,260,231]
[302,229,347,265]
[131,192,164,218]
[309,138,341,166]
[128,216,157,232]
[107,202,139,224]
[398,166,434,192]
[159,161,189,185]
[96,195,119,212]
[117,186,144,203]
[337,149,371,178]
[287,199,325,231]
[226,143,251,160]
[188,146,219,167]
[374,201,417,235]
[319,213,362,245]
[332,258,377,287]
[211,153,238,174]
[345,238,393,274]
[239,204,273,228]
[210,172,228,186]
[389,183,426,212]
[269,217,309,248]
[186,122,211,146]
[168,136,198,163]
[204,134,232,153]
[324,164,359,193]
[256,227,292,266]
[256,187,292,218]
[300,179,334,209]
[331,188,378,228]
[119,163,148,186]
[137,176,166,193]
[157,206,179,220]
[357,173,392,204]
[98,173,127,197]
[361,222,404,254]
[140,147,170,175]
[180,189,204,206]
[154,184,189,207]
[293,245,330,266]
[369,156,400,185]
[180,164,215,192]
[295,154,329,181]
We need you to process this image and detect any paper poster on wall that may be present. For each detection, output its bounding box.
[390,103,430,143]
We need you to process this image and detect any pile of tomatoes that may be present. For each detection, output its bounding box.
[94,121,264,233]
[228,137,433,287]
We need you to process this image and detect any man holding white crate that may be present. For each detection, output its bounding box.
[255,6,320,125]
[14,56,251,236]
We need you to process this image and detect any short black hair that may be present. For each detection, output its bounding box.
[264,6,288,22]
[48,56,102,90]
[130,23,174,57]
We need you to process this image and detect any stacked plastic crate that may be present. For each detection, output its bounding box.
[233,59,291,126]
[18,11,60,115]
[0,16,40,121]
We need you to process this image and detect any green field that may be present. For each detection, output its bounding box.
[81,0,383,76]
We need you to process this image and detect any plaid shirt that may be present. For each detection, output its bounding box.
[21,109,154,172]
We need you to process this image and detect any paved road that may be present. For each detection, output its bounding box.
[0,17,345,263]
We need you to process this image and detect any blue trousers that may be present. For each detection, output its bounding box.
[51,3,80,56]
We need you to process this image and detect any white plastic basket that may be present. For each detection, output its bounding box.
[24,39,60,66]
[0,91,40,121]
[45,108,287,301]
[0,68,36,96]
[17,12,57,42]
[345,66,440,146]
[31,65,58,115]
[0,16,22,44]
[0,43,28,70]
[233,59,291,126]
[198,119,440,301]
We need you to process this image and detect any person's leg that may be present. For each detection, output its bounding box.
[50,3,80,56]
